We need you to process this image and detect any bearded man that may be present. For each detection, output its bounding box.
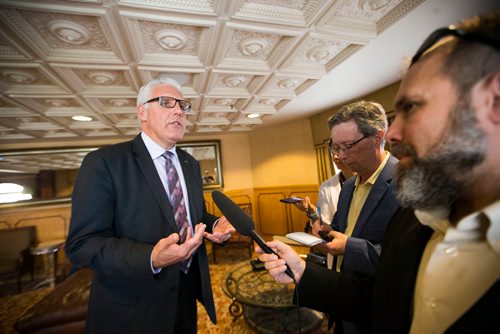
[256,11,500,334]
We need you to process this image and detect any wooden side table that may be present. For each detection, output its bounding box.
[30,239,65,288]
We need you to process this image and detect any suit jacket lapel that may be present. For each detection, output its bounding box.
[351,155,396,236]
[132,135,178,232]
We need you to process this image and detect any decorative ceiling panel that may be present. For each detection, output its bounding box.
[124,15,213,67]
[119,0,218,14]
[0,6,124,64]
[0,0,427,147]
[231,0,326,26]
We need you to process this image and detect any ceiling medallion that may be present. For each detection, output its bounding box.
[307,46,331,62]
[215,98,234,106]
[109,99,130,107]
[259,98,277,106]
[278,78,299,89]
[46,99,69,107]
[1,70,36,84]
[88,71,116,85]
[223,75,246,88]
[239,38,268,56]
[154,30,187,51]
[358,0,392,11]
[48,20,91,45]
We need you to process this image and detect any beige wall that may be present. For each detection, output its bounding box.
[217,134,253,191]
[187,119,318,190]
[183,133,253,191]
[248,118,318,187]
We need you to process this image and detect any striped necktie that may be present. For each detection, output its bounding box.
[163,151,192,273]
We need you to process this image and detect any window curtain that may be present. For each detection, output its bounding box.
[315,139,334,184]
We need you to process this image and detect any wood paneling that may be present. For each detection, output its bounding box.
[0,203,71,271]
[0,204,70,241]
[204,185,319,240]
[257,192,289,236]
[203,188,254,217]
[15,215,67,244]
[254,186,319,240]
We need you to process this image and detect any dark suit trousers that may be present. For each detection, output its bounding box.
[174,255,201,334]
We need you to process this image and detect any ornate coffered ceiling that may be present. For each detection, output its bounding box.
[0,0,429,146]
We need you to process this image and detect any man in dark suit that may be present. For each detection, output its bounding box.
[332,154,398,277]
[257,11,499,333]
[316,101,400,334]
[65,77,235,334]
[325,101,399,278]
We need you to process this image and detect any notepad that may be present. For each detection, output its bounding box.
[285,232,325,247]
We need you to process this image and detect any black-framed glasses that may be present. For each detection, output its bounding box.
[411,26,500,65]
[330,135,368,154]
[144,96,191,112]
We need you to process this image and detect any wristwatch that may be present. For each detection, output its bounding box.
[306,208,319,221]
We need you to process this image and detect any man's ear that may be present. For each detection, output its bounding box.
[488,71,500,124]
[138,105,147,122]
[375,129,385,144]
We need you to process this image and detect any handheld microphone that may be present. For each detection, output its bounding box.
[212,190,295,279]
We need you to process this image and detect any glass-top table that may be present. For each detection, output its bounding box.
[221,260,323,333]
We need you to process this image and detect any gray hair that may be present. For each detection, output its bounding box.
[328,100,388,142]
[136,77,182,106]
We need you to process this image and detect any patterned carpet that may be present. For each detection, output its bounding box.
[197,254,255,333]
[0,243,330,333]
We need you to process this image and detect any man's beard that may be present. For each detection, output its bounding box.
[390,100,487,211]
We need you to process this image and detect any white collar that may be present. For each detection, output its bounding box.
[482,200,500,255]
[414,207,450,234]
[415,200,500,255]
[141,132,177,160]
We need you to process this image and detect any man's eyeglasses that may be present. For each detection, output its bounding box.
[330,135,368,154]
[144,96,191,112]
[411,26,500,65]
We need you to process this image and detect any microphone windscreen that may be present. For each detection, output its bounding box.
[212,190,254,236]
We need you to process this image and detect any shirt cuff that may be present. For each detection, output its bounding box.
[151,253,161,274]
[212,218,220,230]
